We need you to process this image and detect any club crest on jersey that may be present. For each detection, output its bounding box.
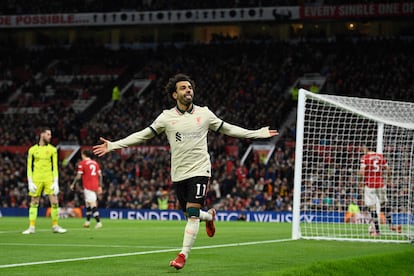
[175,132,182,142]
[196,116,201,126]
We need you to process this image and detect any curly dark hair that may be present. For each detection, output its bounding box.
[165,73,195,101]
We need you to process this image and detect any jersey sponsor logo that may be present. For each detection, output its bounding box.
[175,131,202,142]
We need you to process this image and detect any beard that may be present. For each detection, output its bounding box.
[178,94,193,107]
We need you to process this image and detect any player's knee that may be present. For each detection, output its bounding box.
[186,207,200,218]
[92,207,99,216]
[30,197,40,205]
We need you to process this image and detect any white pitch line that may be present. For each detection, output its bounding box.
[0,239,291,269]
[0,243,175,249]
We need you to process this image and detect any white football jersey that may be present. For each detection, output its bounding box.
[150,105,222,181]
[108,104,271,182]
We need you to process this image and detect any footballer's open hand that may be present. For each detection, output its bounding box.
[269,129,279,137]
[93,137,110,157]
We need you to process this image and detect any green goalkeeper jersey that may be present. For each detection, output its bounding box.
[27,144,58,182]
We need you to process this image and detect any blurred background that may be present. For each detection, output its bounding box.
[0,0,413,217]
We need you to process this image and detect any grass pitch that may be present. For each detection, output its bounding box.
[0,217,413,275]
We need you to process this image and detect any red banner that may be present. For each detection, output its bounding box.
[300,2,414,19]
[0,146,29,154]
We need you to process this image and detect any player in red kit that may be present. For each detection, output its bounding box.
[71,150,103,229]
[358,146,401,236]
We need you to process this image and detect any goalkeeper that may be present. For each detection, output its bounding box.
[22,127,67,234]
[93,74,278,270]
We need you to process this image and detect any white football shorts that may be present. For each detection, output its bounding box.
[84,188,98,203]
[364,186,387,207]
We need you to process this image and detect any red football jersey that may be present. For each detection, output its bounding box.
[360,152,387,188]
[77,159,101,191]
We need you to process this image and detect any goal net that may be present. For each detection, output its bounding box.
[292,89,414,243]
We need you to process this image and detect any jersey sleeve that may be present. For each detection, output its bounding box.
[218,118,271,138]
[206,107,224,132]
[27,146,34,180]
[107,127,156,151]
[219,123,270,139]
[149,111,167,135]
[206,107,270,138]
[52,146,59,179]
[77,161,84,175]
[107,111,167,152]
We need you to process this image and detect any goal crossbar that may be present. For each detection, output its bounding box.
[299,90,414,130]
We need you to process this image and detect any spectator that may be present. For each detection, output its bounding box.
[344,199,361,223]
[112,85,121,108]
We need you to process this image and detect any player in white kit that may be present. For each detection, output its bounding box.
[93,74,278,270]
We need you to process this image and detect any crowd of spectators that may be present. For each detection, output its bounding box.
[0,43,131,145]
[79,40,308,146]
[0,127,296,213]
[2,37,413,146]
[322,37,414,100]
[1,36,413,215]
[0,39,312,146]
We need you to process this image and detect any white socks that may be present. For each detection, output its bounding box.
[181,217,200,258]
[199,210,212,221]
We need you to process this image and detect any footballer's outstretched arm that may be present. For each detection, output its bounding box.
[93,127,156,157]
[219,122,278,139]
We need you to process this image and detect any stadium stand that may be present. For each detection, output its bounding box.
[0,1,413,213]
[1,36,414,211]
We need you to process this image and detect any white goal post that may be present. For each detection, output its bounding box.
[292,89,414,243]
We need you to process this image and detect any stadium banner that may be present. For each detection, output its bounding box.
[1,208,412,224]
[57,144,80,166]
[251,143,275,165]
[300,2,414,19]
[0,7,298,28]
[0,146,29,154]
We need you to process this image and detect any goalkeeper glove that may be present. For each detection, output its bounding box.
[52,178,59,195]
[28,179,37,193]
